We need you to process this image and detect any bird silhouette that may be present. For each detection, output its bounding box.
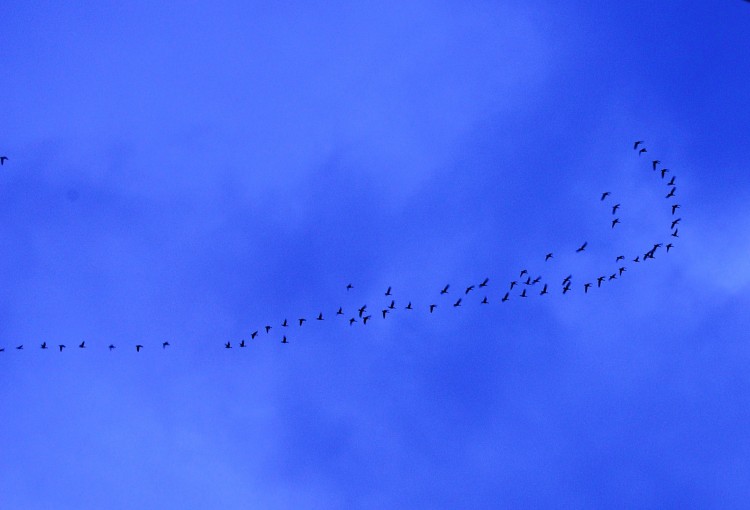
[612,204,620,214]
[481,296,489,304]
[652,160,660,170]
[239,340,246,348]
[382,309,389,318]
[465,285,475,294]
[532,276,541,284]
[162,341,170,349]
[298,318,306,326]
[136,344,143,352]
[337,307,343,315]
[509,281,518,290]
[666,243,674,252]
[108,344,116,351]
[671,218,681,229]
[520,269,528,277]
[611,218,620,228]
[0,156,8,165]
[562,275,572,285]
[453,298,462,307]
[349,318,357,326]
[616,255,625,262]
[545,253,553,261]
[385,286,392,296]
[16,345,23,350]
[265,325,272,333]
[405,302,413,310]
[633,256,640,263]
[667,176,676,186]
[633,141,644,150]
[316,312,324,321]
[601,191,611,201]
[672,204,681,214]
[59,344,66,352]
[0,348,4,352]
[672,228,679,238]
[225,342,232,349]
[479,278,489,287]
[540,284,548,295]
[440,284,450,294]
[282,336,288,344]
[609,274,617,281]
[346,283,354,291]
[639,148,647,156]
[79,341,85,349]
[281,319,288,327]
[502,292,509,302]
[251,331,258,339]
[429,304,437,313]
[41,342,47,349]
[363,315,371,324]
[562,284,571,294]
[661,168,669,178]
[387,300,394,310]
[519,289,527,298]
[619,266,627,276]
[584,283,591,293]
[597,276,605,287]
[665,187,676,198]
[576,241,588,253]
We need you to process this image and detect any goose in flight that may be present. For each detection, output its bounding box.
[382,309,389,318]
[440,284,450,295]
[405,302,413,310]
[388,300,396,310]
[672,204,681,215]
[562,284,571,295]
[282,336,288,344]
[532,276,542,285]
[481,296,489,304]
[265,325,272,333]
[633,141,644,150]
[453,298,462,307]
[108,344,116,351]
[385,286,392,296]
[666,243,674,252]
[502,292,510,302]
[225,341,232,349]
[59,344,66,352]
[639,148,647,156]
[0,156,8,165]
[540,284,548,295]
[429,304,437,313]
[239,340,246,348]
[671,228,679,238]
[667,176,676,186]
[611,218,620,228]
[609,274,617,281]
[545,252,553,261]
[618,266,627,276]
[584,283,591,293]
[661,168,669,178]
[465,285,475,294]
[665,187,676,199]
[251,331,258,339]
[600,191,611,201]
[162,341,170,349]
[519,289,527,298]
[479,278,489,287]
[509,281,518,290]
[281,319,288,327]
[79,341,86,349]
[616,255,625,262]
[576,241,588,253]
[16,345,23,350]
[633,256,640,263]
[337,307,343,315]
[349,318,357,326]
[562,275,572,285]
[298,318,306,326]
[652,160,661,170]
[316,313,323,321]
[612,204,620,214]
[519,269,528,278]
[136,345,143,352]
[671,218,681,229]
[597,276,606,287]
[41,342,48,349]
[363,315,371,324]
[346,283,354,291]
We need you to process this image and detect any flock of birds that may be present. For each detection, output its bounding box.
[0,141,682,353]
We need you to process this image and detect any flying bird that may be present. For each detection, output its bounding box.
[281,319,288,327]
[576,241,588,253]
[265,325,272,333]
[363,315,371,324]
[281,336,288,344]
[672,204,681,214]
[136,344,143,352]
[532,276,542,285]
[349,318,357,326]
[633,141,644,150]
[519,289,527,298]
[601,191,611,201]
[440,284,450,295]
[562,275,572,285]
[337,307,343,315]
[633,256,640,263]
[239,340,246,348]
[545,252,553,261]
[609,274,617,281]
[429,304,437,313]
[540,284,548,295]
[346,283,354,291]
[509,281,518,290]
[59,344,66,352]
[584,283,591,293]
[251,331,258,339]
[453,298,462,307]
[671,218,681,229]
[298,318,306,326]
[481,296,489,304]
[0,156,8,165]
[639,148,647,156]
[465,285,475,294]
[405,302,413,310]
[388,300,396,310]
[317,313,324,321]
[479,278,489,287]
[562,284,571,295]
[162,341,170,349]
[652,160,660,170]
[666,243,674,252]
[502,292,509,302]
[108,344,116,351]
[667,176,676,186]
[665,187,676,198]
[519,269,528,278]
[385,286,392,296]
[612,204,620,214]
[616,255,625,262]
[16,345,23,350]
[672,228,679,238]
[611,218,620,228]
[79,341,85,349]
[41,342,47,349]
[382,309,389,318]
[597,276,605,287]
[619,266,627,276]
[661,168,669,178]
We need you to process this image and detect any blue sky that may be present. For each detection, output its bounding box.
[2,1,750,508]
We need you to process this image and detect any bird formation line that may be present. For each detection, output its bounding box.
[0,141,683,353]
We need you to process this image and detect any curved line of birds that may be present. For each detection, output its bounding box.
[0,141,682,353]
